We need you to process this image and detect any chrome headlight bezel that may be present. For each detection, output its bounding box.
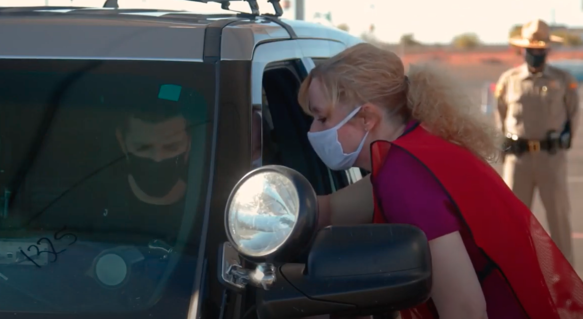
[224,165,318,261]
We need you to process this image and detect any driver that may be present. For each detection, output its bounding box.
[110,83,207,242]
[116,102,190,206]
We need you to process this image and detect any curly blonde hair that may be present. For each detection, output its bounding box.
[298,43,503,163]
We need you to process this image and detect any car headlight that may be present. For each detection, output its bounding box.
[225,165,318,260]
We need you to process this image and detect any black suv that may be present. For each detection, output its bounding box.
[0,1,431,318]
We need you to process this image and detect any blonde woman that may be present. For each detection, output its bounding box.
[301,43,583,319]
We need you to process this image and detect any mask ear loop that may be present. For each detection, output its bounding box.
[334,106,363,130]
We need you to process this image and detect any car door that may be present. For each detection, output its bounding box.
[199,38,343,319]
[207,38,367,319]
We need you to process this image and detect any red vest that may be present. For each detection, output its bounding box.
[371,125,583,319]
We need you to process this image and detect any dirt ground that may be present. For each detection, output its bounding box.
[398,46,583,67]
[399,47,583,90]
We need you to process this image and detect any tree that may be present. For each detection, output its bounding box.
[336,23,349,32]
[322,12,332,23]
[360,32,378,44]
[452,33,481,50]
[551,30,583,47]
[399,34,421,46]
[360,23,378,44]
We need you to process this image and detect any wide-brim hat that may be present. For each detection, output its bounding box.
[509,19,564,49]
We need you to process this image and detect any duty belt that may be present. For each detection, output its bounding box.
[504,132,565,156]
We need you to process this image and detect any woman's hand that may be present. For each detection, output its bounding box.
[430,231,488,319]
[317,175,374,229]
[317,194,332,229]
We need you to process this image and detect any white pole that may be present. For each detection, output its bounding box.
[295,0,305,20]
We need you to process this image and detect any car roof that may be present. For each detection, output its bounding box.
[0,6,361,61]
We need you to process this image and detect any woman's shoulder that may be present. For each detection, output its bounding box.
[374,145,439,192]
[374,145,461,240]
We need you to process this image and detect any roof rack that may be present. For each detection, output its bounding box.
[103,0,118,8]
[189,0,283,17]
[103,0,283,17]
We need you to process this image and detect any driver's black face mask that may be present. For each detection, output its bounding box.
[127,153,188,198]
[525,49,547,69]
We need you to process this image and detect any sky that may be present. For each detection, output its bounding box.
[301,0,583,44]
[3,0,583,44]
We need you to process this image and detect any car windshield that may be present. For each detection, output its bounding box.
[0,59,214,318]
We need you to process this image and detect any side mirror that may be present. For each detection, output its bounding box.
[256,224,432,318]
[218,165,432,319]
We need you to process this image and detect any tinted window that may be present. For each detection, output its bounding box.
[262,63,335,195]
[0,60,214,318]
[312,58,328,66]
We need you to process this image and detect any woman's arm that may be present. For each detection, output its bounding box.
[317,174,374,229]
[368,147,487,318]
[430,231,488,319]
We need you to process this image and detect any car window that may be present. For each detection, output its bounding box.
[312,58,328,66]
[261,61,337,195]
[0,59,214,318]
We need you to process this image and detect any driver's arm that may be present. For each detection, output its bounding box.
[317,175,374,229]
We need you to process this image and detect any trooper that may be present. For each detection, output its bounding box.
[495,19,580,264]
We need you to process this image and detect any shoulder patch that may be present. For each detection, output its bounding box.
[554,67,579,90]
[494,83,503,97]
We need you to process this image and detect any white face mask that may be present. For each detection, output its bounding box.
[307,106,369,171]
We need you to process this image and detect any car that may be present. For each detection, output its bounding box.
[550,59,583,83]
[0,1,432,318]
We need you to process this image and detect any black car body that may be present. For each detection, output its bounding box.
[0,2,431,319]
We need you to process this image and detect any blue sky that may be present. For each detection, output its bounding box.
[301,0,583,44]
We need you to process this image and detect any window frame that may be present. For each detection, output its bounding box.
[261,60,336,196]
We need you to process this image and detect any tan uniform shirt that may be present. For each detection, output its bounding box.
[495,63,579,140]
